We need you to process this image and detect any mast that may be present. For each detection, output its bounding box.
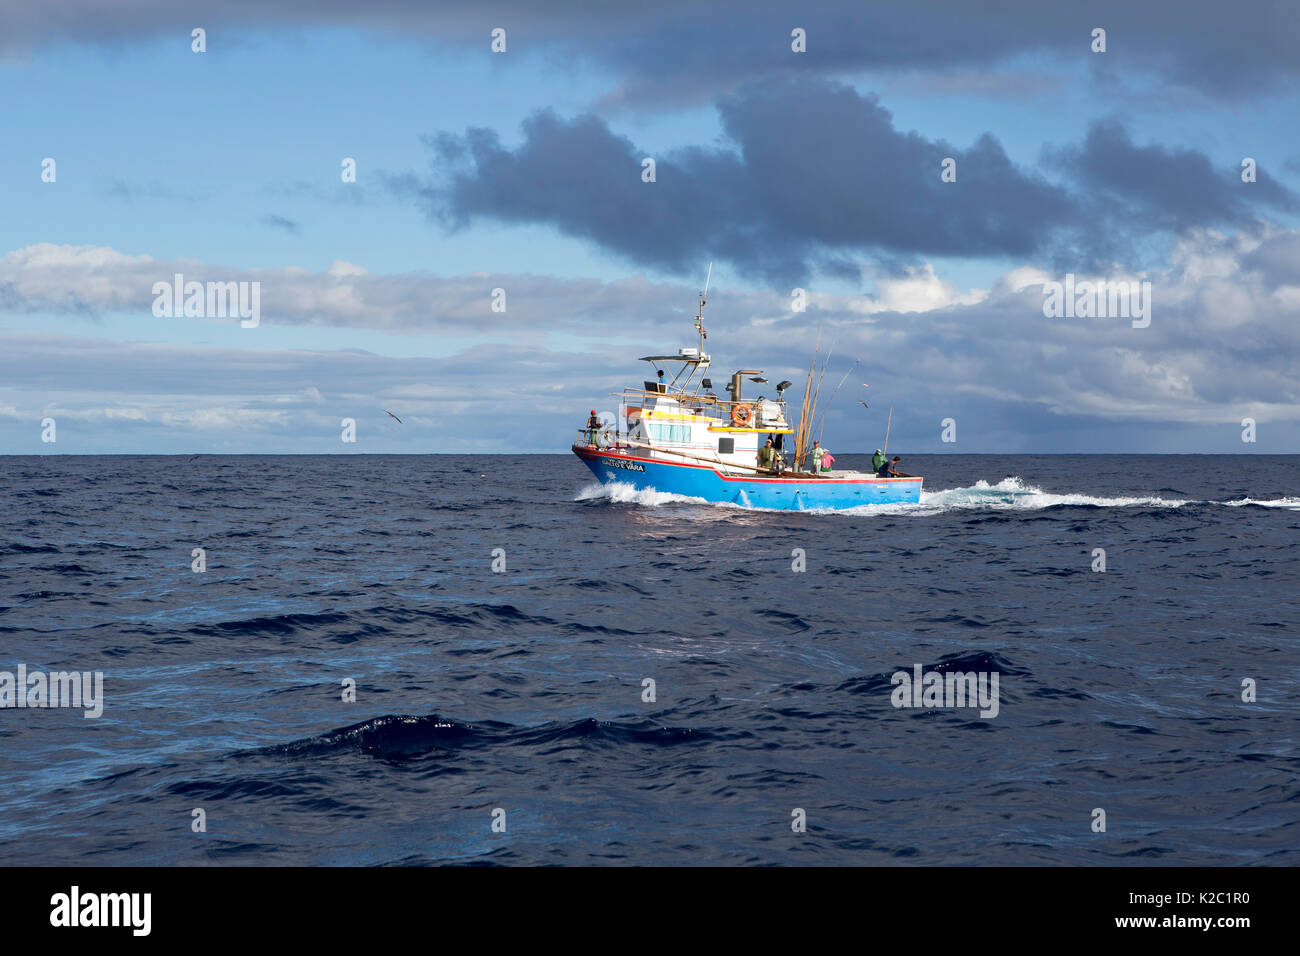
[694,261,711,358]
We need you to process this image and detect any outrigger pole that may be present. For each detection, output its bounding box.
[814,359,859,446]
[883,404,894,455]
[808,341,834,445]
[805,340,836,454]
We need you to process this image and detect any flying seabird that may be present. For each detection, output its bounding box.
[384,410,403,424]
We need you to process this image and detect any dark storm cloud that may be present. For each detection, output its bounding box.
[3,1,1298,103]
[417,114,749,276]
[414,78,1077,282]
[412,77,1299,281]
[1052,121,1299,233]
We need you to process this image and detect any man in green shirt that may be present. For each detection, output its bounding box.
[872,448,886,473]
[757,438,775,472]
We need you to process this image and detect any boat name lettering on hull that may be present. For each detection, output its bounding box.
[602,457,645,473]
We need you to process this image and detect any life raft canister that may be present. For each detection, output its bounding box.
[731,402,754,426]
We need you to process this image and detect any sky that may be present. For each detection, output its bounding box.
[2,0,1298,454]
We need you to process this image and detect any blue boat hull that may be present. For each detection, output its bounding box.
[573,445,922,510]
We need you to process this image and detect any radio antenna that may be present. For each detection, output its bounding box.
[695,261,712,356]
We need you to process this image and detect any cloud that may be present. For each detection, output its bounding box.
[0,244,159,315]
[0,242,701,337]
[0,331,639,453]
[2,227,1298,453]
[1050,120,1299,233]
[263,214,301,233]
[261,178,387,206]
[101,178,207,203]
[3,1,1298,104]
[412,79,1296,281]
[415,78,1077,283]
[849,265,988,315]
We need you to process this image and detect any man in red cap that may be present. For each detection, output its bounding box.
[586,410,602,447]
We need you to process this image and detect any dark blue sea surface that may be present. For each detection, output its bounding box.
[1,454,1296,865]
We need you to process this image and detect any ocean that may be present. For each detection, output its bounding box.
[1,453,1296,865]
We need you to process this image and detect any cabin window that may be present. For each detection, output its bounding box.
[717,438,735,454]
[648,423,691,443]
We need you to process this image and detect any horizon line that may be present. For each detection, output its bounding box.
[3,451,1296,458]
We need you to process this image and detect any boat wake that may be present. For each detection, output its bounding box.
[917,477,1190,511]
[575,481,710,508]
[577,477,1298,514]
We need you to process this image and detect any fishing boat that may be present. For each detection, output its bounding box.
[571,280,923,510]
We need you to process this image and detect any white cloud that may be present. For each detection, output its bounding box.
[159,408,292,430]
[849,264,988,315]
[2,228,1298,452]
[0,243,695,338]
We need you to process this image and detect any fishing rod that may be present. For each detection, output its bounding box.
[795,326,821,469]
[802,340,834,468]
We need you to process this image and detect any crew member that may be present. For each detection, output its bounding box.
[757,438,775,472]
[586,410,602,447]
[877,455,902,477]
[872,448,886,473]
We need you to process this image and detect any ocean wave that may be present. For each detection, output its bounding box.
[251,713,713,762]
[0,542,62,556]
[1221,496,1300,509]
[193,610,353,637]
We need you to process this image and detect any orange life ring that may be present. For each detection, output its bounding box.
[731,403,754,426]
